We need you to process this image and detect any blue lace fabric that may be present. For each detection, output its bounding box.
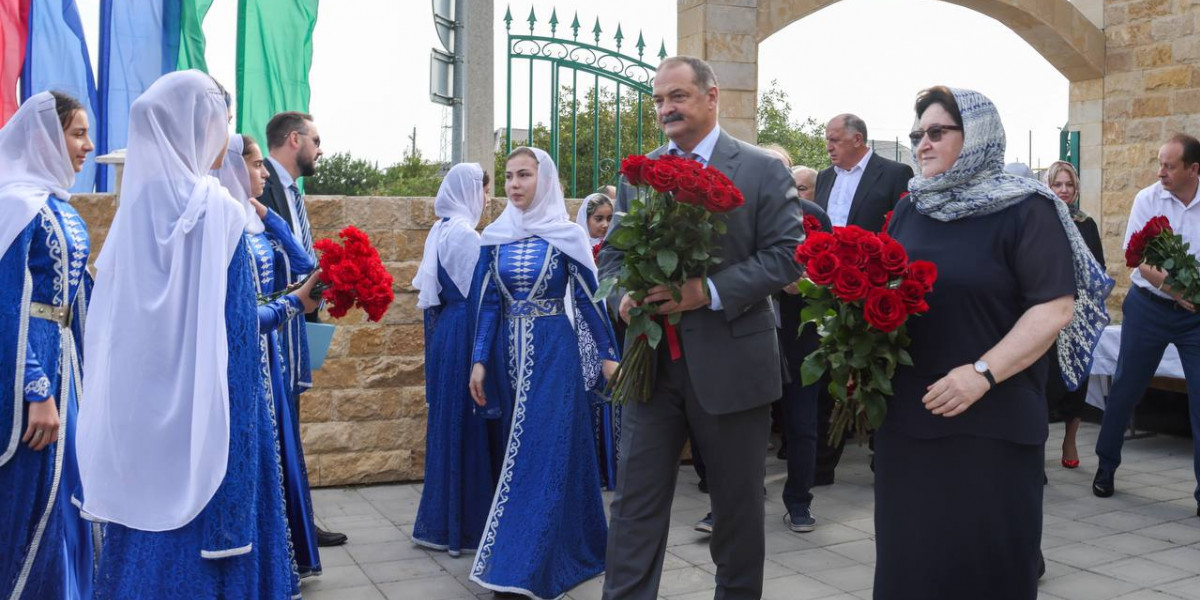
[93,240,297,600]
[0,198,94,600]
[413,263,495,557]
[467,237,618,600]
[248,210,322,580]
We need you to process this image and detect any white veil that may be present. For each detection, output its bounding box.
[412,162,485,308]
[78,70,248,531]
[0,92,75,256]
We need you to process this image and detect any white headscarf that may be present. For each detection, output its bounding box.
[574,192,611,247]
[211,133,265,235]
[480,147,596,275]
[78,70,248,531]
[0,92,75,256]
[412,162,485,309]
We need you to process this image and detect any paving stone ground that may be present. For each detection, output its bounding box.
[304,422,1200,599]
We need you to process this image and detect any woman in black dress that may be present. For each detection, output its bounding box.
[874,86,1112,599]
[1044,160,1106,469]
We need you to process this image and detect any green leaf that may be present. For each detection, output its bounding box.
[801,355,827,386]
[656,249,679,278]
[644,319,663,348]
[870,365,894,396]
[864,394,887,427]
[1163,258,1176,271]
[609,226,640,249]
[800,303,828,325]
[667,311,682,326]
[897,349,913,366]
[593,277,617,301]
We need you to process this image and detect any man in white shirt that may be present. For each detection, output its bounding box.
[1094,133,1200,515]
[811,114,913,484]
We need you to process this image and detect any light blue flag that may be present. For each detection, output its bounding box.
[22,0,100,193]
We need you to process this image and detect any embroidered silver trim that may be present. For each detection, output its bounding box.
[2,269,34,467]
[23,376,51,399]
[200,543,253,559]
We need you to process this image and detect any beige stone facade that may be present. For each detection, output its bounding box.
[681,0,1200,318]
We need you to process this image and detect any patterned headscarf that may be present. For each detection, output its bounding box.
[907,87,1113,391]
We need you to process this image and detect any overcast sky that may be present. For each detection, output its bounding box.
[73,0,1070,169]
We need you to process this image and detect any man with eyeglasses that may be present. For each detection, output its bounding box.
[812,113,914,485]
[257,112,349,550]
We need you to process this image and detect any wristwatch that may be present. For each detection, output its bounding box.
[973,360,996,389]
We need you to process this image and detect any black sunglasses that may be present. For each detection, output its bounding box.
[909,124,963,145]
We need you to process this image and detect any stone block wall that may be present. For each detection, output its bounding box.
[1087,0,1200,318]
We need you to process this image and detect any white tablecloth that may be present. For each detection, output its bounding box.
[1085,325,1185,410]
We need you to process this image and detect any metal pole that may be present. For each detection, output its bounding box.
[451,0,465,164]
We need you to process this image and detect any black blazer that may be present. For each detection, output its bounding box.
[258,158,295,231]
[814,152,914,232]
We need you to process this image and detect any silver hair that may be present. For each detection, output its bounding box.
[791,165,818,178]
[836,114,868,141]
[658,55,718,91]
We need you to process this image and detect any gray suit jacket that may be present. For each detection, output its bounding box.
[598,129,803,415]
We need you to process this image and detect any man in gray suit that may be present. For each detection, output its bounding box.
[599,56,803,600]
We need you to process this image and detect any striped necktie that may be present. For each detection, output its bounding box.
[288,183,317,260]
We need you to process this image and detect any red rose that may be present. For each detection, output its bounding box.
[704,185,734,212]
[1125,230,1148,268]
[835,242,868,269]
[674,172,706,206]
[879,239,909,276]
[896,279,930,314]
[620,155,651,186]
[863,287,907,332]
[864,262,891,286]
[796,231,836,264]
[646,161,679,194]
[832,267,871,302]
[803,213,824,235]
[905,260,938,291]
[592,242,603,260]
[807,251,840,285]
[1143,215,1173,238]
[835,225,870,246]
[857,234,884,259]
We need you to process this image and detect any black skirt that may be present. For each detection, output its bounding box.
[873,428,1044,600]
[1046,348,1089,421]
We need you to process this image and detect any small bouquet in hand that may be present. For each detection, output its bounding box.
[793,216,937,446]
[314,226,395,322]
[596,153,744,404]
[1125,215,1200,303]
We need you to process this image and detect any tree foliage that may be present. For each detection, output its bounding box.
[757,79,830,172]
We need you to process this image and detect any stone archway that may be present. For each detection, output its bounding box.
[677,0,1103,146]
[676,0,1107,259]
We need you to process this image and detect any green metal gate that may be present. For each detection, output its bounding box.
[503,5,668,197]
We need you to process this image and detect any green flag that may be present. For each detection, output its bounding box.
[236,0,318,146]
[177,0,215,71]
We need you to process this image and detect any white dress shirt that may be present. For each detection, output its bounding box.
[1125,180,1200,298]
[666,124,726,311]
[267,155,305,239]
[827,149,873,227]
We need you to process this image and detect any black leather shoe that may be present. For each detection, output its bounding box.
[813,473,834,487]
[1092,469,1114,498]
[316,527,348,547]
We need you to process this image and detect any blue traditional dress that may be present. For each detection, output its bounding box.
[468,236,617,600]
[92,240,299,600]
[246,209,322,579]
[412,261,495,556]
[1,197,96,600]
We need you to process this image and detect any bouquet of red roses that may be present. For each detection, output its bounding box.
[794,216,937,446]
[1125,215,1200,303]
[595,153,744,404]
[314,226,395,322]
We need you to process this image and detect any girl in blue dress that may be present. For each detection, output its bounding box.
[411,162,496,557]
[214,132,323,581]
[0,91,96,600]
[467,147,619,599]
[77,71,315,599]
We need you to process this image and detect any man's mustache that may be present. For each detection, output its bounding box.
[661,113,684,124]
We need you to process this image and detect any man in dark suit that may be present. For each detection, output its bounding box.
[256,111,348,548]
[812,113,914,484]
[599,56,803,600]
